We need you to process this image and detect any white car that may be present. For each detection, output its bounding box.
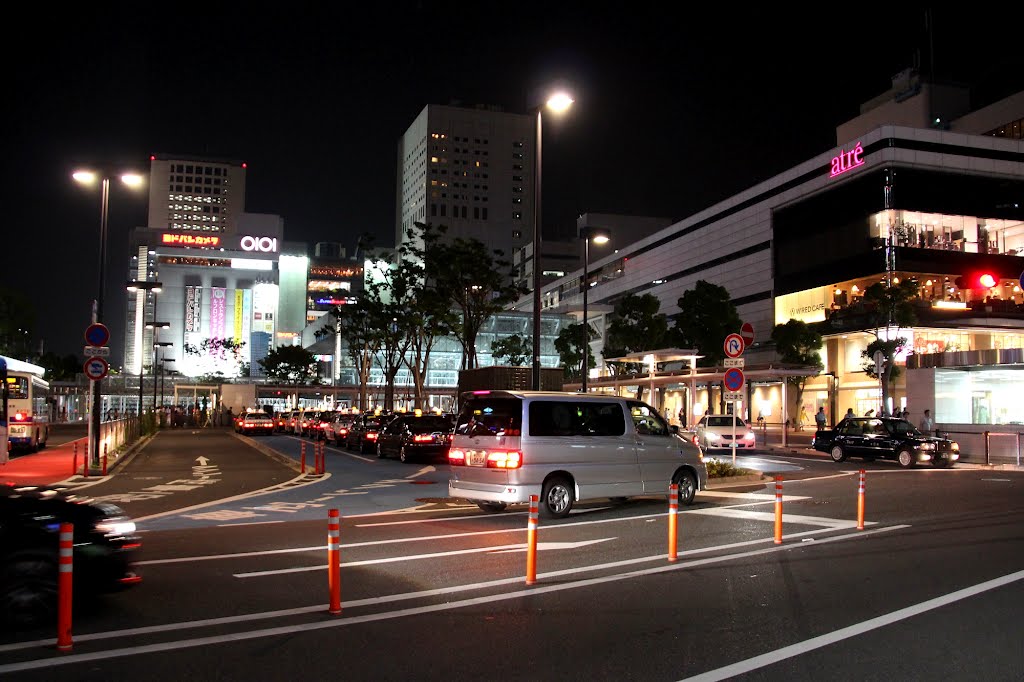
[694,414,757,451]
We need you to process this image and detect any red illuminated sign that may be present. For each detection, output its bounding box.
[829,142,865,178]
[162,233,221,247]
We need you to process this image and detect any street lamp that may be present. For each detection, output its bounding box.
[531,91,575,390]
[578,226,610,393]
[159,358,176,411]
[74,168,145,467]
[127,280,163,416]
[153,342,173,417]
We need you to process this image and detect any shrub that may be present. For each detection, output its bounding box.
[705,457,756,478]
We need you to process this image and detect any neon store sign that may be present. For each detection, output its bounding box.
[829,142,865,178]
[162,233,221,247]
[240,236,278,253]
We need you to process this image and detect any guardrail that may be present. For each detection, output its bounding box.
[941,430,1023,467]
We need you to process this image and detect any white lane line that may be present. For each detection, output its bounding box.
[0,524,905,654]
[216,520,285,527]
[699,491,810,501]
[680,568,1024,682]
[0,525,909,672]
[687,507,866,529]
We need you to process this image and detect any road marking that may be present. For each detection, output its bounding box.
[981,478,1012,482]
[699,491,810,501]
[0,525,910,672]
[679,568,1024,682]
[216,520,285,527]
[233,538,617,577]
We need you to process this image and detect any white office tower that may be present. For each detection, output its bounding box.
[396,104,535,263]
[147,155,248,234]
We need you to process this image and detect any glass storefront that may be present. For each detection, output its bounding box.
[872,209,1024,256]
[935,366,1024,425]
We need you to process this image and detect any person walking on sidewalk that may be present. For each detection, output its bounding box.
[920,409,934,436]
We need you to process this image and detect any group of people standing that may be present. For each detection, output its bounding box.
[828,406,935,435]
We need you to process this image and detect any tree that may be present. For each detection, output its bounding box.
[554,322,597,382]
[332,300,382,409]
[258,344,319,385]
[0,287,36,360]
[860,279,918,412]
[771,319,824,422]
[673,281,742,367]
[603,293,671,394]
[426,224,523,370]
[37,352,82,382]
[490,334,532,366]
[183,337,247,377]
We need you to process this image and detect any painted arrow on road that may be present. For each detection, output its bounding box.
[196,456,210,466]
[490,538,616,553]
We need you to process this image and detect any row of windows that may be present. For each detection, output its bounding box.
[168,204,222,214]
[430,168,490,178]
[985,118,1023,140]
[167,193,223,204]
[171,214,220,222]
[173,186,223,195]
[171,165,227,176]
[430,191,489,202]
[431,134,491,144]
[169,223,224,233]
[173,176,224,186]
[430,204,490,220]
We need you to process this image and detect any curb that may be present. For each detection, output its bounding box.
[230,431,304,473]
[706,473,766,489]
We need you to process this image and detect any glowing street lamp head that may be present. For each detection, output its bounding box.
[72,170,97,185]
[121,173,144,188]
[546,92,574,114]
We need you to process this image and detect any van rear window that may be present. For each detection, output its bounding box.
[529,401,626,437]
[455,398,522,437]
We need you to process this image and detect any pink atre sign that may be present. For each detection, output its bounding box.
[830,142,865,178]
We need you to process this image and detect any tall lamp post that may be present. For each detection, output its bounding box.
[578,226,610,393]
[74,169,145,467]
[531,91,574,390]
[127,280,163,416]
[153,342,173,418]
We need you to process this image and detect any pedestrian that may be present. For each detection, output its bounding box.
[919,409,934,435]
[814,406,827,431]
[901,408,910,420]
[844,408,854,419]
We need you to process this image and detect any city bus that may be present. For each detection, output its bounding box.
[1,355,50,453]
[0,357,7,464]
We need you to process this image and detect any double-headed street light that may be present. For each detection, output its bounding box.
[153,342,173,415]
[579,226,610,393]
[74,168,145,466]
[531,91,575,390]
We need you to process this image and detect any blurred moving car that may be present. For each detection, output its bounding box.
[812,416,960,467]
[1,484,142,629]
[238,412,275,436]
[345,412,394,453]
[306,411,336,440]
[694,414,757,451]
[376,413,454,462]
[323,413,357,446]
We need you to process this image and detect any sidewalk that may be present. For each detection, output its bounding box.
[2,433,154,487]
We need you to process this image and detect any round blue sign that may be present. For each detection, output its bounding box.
[724,367,745,392]
[85,323,110,347]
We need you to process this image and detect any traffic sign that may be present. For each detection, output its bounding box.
[83,357,109,381]
[724,391,743,402]
[740,322,755,348]
[83,346,110,357]
[85,323,110,347]
[723,358,744,368]
[723,367,745,392]
[724,333,744,358]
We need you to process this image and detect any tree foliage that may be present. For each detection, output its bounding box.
[771,319,823,420]
[491,333,532,366]
[0,287,36,360]
[554,322,597,382]
[860,279,918,411]
[258,344,319,385]
[673,281,742,367]
[603,293,670,382]
[37,352,82,382]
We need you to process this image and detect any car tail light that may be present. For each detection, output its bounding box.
[244,422,254,427]
[487,450,522,469]
[449,449,466,465]
[367,432,378,441]
[413,434,434,442]
[338,428,348,435]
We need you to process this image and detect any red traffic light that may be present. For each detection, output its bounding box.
[955,271,998,290]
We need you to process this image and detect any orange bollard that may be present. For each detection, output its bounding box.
[327,508,341,615]
[301,442,307,473]
[857,469,866,530]
[57,522,74,651]
[668,483,679,562]
[319,442,325,474]
[102,443,108,476]
[525,494,539,585]
[774,476,784,544]
[72,443,78,477]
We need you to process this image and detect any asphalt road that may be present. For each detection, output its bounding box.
[3,432,1022,680]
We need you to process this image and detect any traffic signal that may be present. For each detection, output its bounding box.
[954,271,997,290]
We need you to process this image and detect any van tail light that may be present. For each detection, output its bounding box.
[449,449,466,465]
[413,434,434,443]
[487,450,522,469]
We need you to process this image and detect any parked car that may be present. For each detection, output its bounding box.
[307,411,336,440]
[238,412,275,436]
[376,413,455,463]
[1,484,142,629]
[346,412,394,453]
[448,391,707,518]
[273,411,291,432]
[323,413,357,446]
[694,414,757,451]
[812,416,960,468]
[286,410,304,435]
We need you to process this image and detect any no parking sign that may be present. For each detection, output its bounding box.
[83,357,109,381]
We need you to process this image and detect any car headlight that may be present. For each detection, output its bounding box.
[706,432,720,442]
[951,442,959,452]
[918,442,936,450]
[95,518,137,537]
[744,432,755,441]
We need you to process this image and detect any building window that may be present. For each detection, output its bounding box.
[513,212,522,220]
[474,207,480,220]
[431,204,437,217]
[484,208,489,220]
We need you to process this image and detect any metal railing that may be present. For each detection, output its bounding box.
[941,430,1023,467]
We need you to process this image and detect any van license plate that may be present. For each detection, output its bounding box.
[468,451,487,466]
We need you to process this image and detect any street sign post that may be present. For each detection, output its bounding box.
[724,367,745,392]
[723,364,746,466]
[724,358,744,368]
[83,346,110,357]
[724,391,743,402]
[83,357,109,381]
[724,333,744,359]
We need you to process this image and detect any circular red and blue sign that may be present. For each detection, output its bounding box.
[724,367,745,392]
[85,323,110,347]
[83,357,109,381]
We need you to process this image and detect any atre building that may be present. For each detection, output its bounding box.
[532,71,1023,460]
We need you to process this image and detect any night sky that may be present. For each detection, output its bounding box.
[5,4,1023,362]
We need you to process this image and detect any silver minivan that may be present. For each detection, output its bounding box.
[448,391,708,518]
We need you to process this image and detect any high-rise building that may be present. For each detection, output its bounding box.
[396,104,535,264]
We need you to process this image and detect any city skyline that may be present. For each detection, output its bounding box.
[5,4,1024,360]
